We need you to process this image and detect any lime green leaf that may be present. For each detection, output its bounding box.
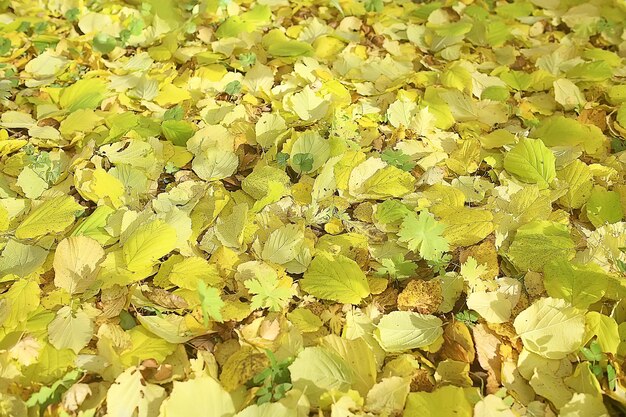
[23,343,76,385]
[288,347,352,406]
[607,84,626,105]
[507,221,575,271]
[0,279,40,330]
[513,297,586,359]
[120,326,175,367]
[503,138,556,188]
[398,210,449,261]
[215,5,271,39]
[585,186,623,227]
[439,207,494,247]
[59,78,107,112]
[556,160,593,209]
[357,165,416,200]
[374,311,443,352]
[500,70,532,91]
[137,314,198,344]
[245,272,295,311]
[321,334,377,396]
[261,224,304,265]
[300,252,370,304]
[198,282,224,324]
[267,39,313,57]
[160,376,235,417]
[543,260,608,309]
[530,116,606,156]
[404,386,473,417]
[122,220,177,272]
[47,307,93,354]
[70,205,115,245]
[585,312,619,354]
[16,195,83,240]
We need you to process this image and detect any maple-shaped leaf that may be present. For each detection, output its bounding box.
[376,255,417,281]
[381,149,417,172]
[197,282,224,325]
[244,274,295,312]
[398,211,449,261]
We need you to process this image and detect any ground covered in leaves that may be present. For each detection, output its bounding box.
[1,0,626,415]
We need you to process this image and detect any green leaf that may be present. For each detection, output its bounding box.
[543,260,608,309]
[224,80,242,95]
[500,70,532,91]
[503,138,556,188]
[26,369,82,411]
[122,220,177,272]
[163,105,184,121]
[292,153,314,173]
[398,210,449,261]
[267,40,313,57]
[300,251,370,304]
[92,32,117,54]
[161,120,195,146]
[381,149,416,172]
[513,297,586,360]
[364,0,384,13]
[0,37,11,56]
[374,311,443,352]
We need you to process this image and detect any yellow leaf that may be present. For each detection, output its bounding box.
[53,236,105,295]
[123,220,177,272]
[15,195,83,240]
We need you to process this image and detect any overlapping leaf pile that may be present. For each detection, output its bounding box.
[1,0,626,415]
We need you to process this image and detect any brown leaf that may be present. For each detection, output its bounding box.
[473,323,502,394]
